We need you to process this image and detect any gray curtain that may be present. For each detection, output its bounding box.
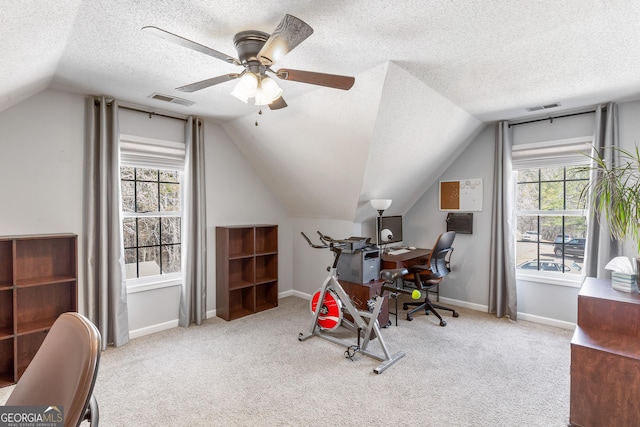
[585,103,621,278]
[85,96,129,349]
[488,121,518,320]
[179,117,207,326]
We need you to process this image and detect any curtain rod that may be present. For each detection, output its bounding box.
[93,98,188,122]
[119,105,188,122]
[508,109,597,128]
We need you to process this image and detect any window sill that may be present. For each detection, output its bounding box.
[126,273,182,294]
[516,271,583,288]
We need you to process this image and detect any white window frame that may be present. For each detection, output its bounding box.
[513,136,592,287]
[119,134,185,293]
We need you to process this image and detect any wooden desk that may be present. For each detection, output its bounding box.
[339,279,389,327]
[570,277,640,426]
[382,248,430,270]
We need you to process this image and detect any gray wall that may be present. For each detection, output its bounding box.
[403,125,495,312]
[0,88,294,337]
[2,87,639,335]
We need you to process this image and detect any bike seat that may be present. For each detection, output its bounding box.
[380,268,409,283]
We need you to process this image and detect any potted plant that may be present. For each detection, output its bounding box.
[580,145,640,285]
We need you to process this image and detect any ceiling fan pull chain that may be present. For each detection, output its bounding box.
[255,108,263,126]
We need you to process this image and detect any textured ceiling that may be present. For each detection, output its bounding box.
[2,0,640,221]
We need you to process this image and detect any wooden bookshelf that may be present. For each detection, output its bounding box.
[216,225,278,321]
[0,234,78,387]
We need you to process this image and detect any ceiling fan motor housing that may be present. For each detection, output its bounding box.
[233,31,269,65]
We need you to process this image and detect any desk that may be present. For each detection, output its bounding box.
[382,248,430,270]
[381,249,432,325]
[339,279,389,327]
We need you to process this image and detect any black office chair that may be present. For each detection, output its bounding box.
[402,231,459,326]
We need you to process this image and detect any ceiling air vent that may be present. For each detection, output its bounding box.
[526,102,561,112]
[149,93,194,107]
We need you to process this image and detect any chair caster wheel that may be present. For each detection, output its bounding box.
[406,315,413,321]
[403,304,409,310]
[440,320,447,327]
[453,312,459,318]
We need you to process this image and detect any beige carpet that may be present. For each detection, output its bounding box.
[0,296,573,426]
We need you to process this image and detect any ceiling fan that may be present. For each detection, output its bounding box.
[142,14,355,110]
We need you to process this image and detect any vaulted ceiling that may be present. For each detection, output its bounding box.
[3,1,640,221]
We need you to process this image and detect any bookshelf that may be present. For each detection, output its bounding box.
[0,234,78,387]
[216,225,278,320]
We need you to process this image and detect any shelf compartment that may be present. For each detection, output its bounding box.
[16,281,77,334]
[15,274,77,287]
[228,258,255,290]
[0,338,14,386]
[14,236,76,283]
[0,290,13,336]
[228,287,255,320]
[255,226,278,254]
[228,228,255,258]
[255,254,278,284]
[256,281,278,312]
[16,331,47,379]
[0,240,12,287]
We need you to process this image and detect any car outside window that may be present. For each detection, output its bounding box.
[515,166,589,276]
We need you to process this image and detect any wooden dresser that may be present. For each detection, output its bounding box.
[570,277,640,426]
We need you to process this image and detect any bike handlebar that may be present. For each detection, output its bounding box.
[300,231,345,249]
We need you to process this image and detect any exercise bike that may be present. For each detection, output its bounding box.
[298,231,415,374]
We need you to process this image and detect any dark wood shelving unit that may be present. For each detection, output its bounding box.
[216,225,278,321]
[570,277,640,426]
[0,234,78,387]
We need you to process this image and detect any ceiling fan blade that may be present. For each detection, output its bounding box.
[258,15,313,66]
[268,96,288,110]
[276,69,355,90]
[142,26,239,65]
[176,74,240,92]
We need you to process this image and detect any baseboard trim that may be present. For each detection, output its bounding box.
[438,297,487,312]
[129,319,179,339]
[516,312,576,330]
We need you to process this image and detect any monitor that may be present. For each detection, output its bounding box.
[377,215,403,244]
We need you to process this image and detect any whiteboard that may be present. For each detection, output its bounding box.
[439,179,483,211]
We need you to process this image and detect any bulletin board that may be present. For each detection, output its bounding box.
[439,179,483,211]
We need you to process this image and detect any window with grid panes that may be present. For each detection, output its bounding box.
[121,167,181,279]
[515,164,589,277]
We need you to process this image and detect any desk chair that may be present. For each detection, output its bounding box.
[5,312,101,427]
[402,231,459,326]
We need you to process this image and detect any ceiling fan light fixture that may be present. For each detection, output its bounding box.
[254,76,283,106]
[231,72,258,103]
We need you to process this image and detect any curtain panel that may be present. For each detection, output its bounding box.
[179,117,207,326]
[85,96,129,349]
[488,121,518,320]
[585,103,621,278]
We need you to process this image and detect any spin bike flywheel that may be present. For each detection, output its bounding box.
[310,289,343,332]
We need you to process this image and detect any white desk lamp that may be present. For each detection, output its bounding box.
[370,199,392,254]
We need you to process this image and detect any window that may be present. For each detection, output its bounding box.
[515,165,589,277]
[121,167,182,280]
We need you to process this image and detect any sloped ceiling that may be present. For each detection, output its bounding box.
[2,1,640,221]
[222,61,482,222]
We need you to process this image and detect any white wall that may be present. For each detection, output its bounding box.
[0,89,86,302]
[203,121,293,311]
[0,88,294,336]
[292,218,363,298]
[4,88,639,334]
